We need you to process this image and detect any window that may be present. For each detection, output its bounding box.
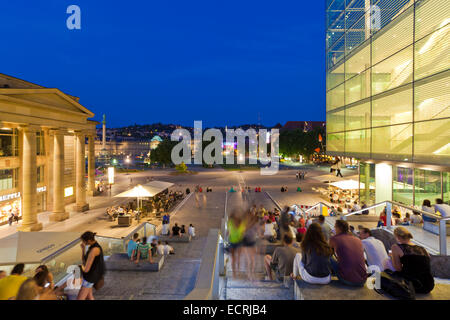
[414,26,450,81]
[0,169,18,191]
[414,72,450,121]
[414,169,442,207]
[345,129,370,155]
[36,131,45,156]
[393,166,414,204]
[326,132,344,152]
[345,69,370,104]
[372,45,413,95]
[326,83,345,111]
[371,7,413,65]
[359,162,375,205]
[37,165,45,184]
[327,109,345,133]
[345,101,371,130]
[372,85,413,127]
[414,119,450,164]
[415,0,450,41]
[0,129,18,157]
[372,124,413,160]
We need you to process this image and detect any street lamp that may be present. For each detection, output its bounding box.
[107,166,115,197]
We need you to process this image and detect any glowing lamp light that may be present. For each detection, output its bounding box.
[108,167,115,184]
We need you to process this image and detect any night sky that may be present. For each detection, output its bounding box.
[1,0,325,128]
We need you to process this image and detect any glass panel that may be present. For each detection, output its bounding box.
[359,162,375,205]
[345,69,371,104]
[327,37,346,70]
[372,0,414,36]
[415,0,450,41]
[372,45,413,95]
[393,166,414,205]
[372,123,413,160]
[345,129,371,154]
[0,129,18,157]
[327,109,345,133]
[326,132,344,152]
[0,169,13,191]
[414,168,442,207]
[326,82,345,111]
[414,72,450,121]
[414,119,450,165]
[346,101,371,130]
[327,63,345,91]
[345,44,370,80]
[372,85,412,126]
[444,172,450,205]
[346,13,368,55]
[414,26,450,81]
[372,5,413,65]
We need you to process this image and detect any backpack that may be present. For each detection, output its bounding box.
[375,270,416,300]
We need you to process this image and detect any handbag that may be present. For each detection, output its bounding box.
[375,270,416,300]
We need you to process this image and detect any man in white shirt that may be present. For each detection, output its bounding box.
[435,199,450,218]
[351,202,361,213]
[359,228,389,272]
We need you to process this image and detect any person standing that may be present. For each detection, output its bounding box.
[335,158,343,177]
[77,231,105,300]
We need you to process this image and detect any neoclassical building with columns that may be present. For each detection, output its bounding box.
[0,73,98,231]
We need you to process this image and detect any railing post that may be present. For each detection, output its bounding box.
[219,238,225,276]
[144,224,147,237]
[439,220,447,255]
[319,203,323,216]
[386,202,392,229]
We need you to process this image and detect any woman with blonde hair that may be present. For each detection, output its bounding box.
[388,227,434,294]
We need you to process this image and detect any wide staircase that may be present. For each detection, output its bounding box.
[221,251,294,300]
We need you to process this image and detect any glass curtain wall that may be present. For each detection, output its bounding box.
[326,0,450,165]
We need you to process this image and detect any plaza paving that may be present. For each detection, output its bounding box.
[1,164,449,299]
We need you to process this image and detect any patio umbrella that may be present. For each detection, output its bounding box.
[114,181,174,210]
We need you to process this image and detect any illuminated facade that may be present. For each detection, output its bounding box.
[0,73,97,229]
[326,0,450,205]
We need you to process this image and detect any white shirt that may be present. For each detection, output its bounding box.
[264,223,275,236]
[158,244,173,255]
[362,237,389,271]
[410,214,422,224]
[352,204,361,212]
[435,204,450,218]
[162,224,169,235]
[188,226,195,237]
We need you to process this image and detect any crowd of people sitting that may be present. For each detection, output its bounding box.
[126,233,176,264]
[105,190,185,221]
[0,231,106,300]
[226,204,435,296]
[161,212,196,239]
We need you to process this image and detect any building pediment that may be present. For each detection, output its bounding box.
[0,88,94,117]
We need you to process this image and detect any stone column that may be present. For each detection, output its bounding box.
[49,130,69,221]
[87,135,96,196]
[18,126,43,231]
[75,132,89,212]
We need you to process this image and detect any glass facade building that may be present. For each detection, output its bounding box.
[326,0,450,206]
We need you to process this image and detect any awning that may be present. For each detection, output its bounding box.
[330,179,369,190]
[0,231,81,264]
[114,181,174,198]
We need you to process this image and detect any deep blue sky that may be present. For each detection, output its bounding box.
[1,0,325,128]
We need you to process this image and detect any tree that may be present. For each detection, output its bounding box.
[150,139,178,166]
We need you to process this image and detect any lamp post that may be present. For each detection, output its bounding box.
[108,166,115,198]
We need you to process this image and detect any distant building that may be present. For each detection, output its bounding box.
[150,135,163,150]
[281,121,325,132]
